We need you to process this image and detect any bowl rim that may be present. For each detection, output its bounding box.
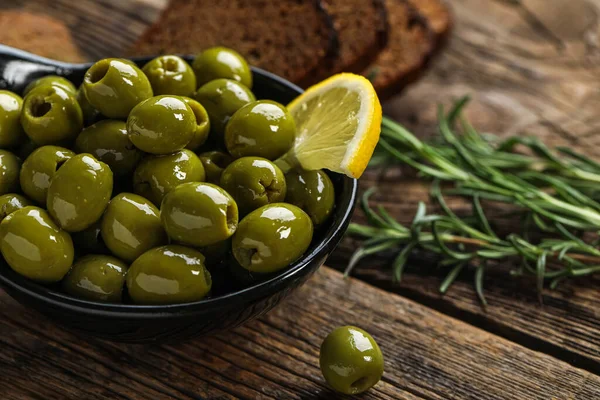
[0,64,358,318]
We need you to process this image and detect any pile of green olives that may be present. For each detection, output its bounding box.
[0,47,336,305]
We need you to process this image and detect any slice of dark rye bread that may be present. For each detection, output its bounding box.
[298,0,389,86]
[129,0,339,88]
[407,0,452,45]
[365,0,451,100]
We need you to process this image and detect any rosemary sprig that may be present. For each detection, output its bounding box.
[348,97,600,303]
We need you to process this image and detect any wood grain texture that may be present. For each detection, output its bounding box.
[2,267,599,400]
[329,0,600,375]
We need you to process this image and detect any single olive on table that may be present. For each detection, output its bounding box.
[0,48,338,308]
[320,326,384,395]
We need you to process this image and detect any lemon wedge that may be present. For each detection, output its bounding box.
[275,73,382,179]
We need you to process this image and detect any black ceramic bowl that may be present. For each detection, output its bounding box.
[0,46,357,343]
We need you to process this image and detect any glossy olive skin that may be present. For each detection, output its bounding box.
[19,146,75,205]
[0,206,73,283]
[0,194,32,222]
[220,157,286,216]
[101,193,167,262]
[232,203,313,273]
[285,169,335,226]
[194,79,256,140]
[133,150,205,206]
[47,154,113,232]
[83,58,153,118]
[320,326,384,395]
[126,245,212,305]
[75,120,142,177]
[71,220,108,255]
[21,85,83,145]
[23,76,76,97]
[182,97,210,151]
[0,91,25,148]
[127,95,195,154]
[0,150,21,195]
[161,182,238,247]
[62,255,127,303]
[76,86,101,126]
[225,100,295,160]
[199,151,233,184]
[193,47,252,89]
[143,55,197,97]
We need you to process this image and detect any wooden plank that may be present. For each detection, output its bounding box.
[1,267,599,400]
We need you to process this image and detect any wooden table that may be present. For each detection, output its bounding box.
[2,0,600,399]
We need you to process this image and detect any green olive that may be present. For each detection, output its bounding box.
[182,97,210,151]
[0,206,73,283]
[47,154,113,232]
[0,91,25,148]
[285,169,335,226]
[194,79,255,141]
[71,220,109,256]
[127,95,195,154]
[0,150,21,195]
[126,245,212,305]
[21,85,83,145]
[83,58,153,118]
[0,194,31,222]
[220,157,286,216]
[161,182,238,247]
[76,85,101,126]
[19,145,75,205]
[62,255,127,303]
[75,120,142,177]
[142,55,197,97]
[23,76,76,97]
[133,150,205,206]
[232,203,313,273]
[225,100,295,160]
[320,326,384,395]
[198,151,233,184]
[101,192,167,262]
[193,47,252,89]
